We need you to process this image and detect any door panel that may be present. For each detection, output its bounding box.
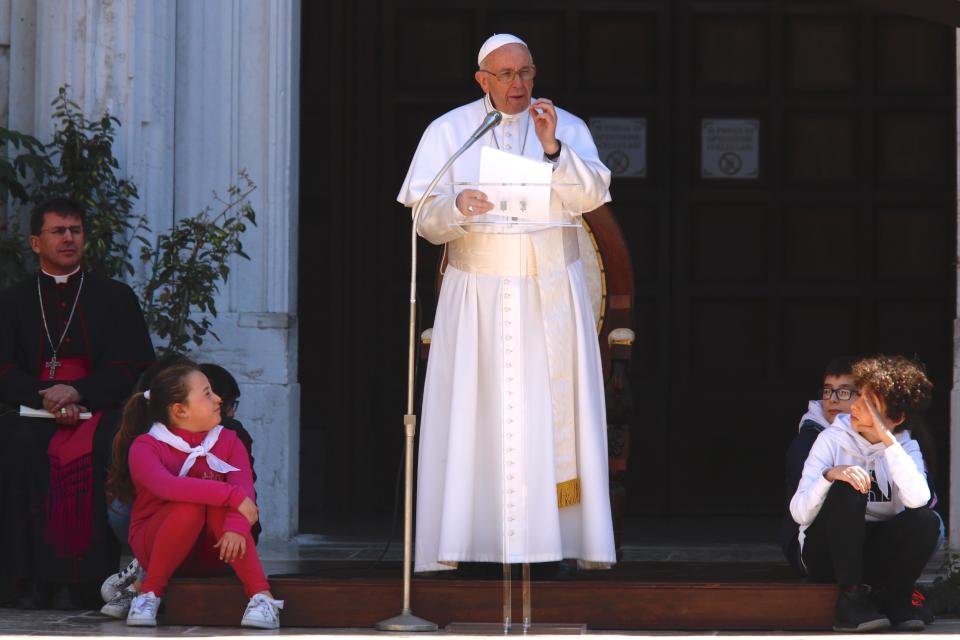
[298,0,955,521]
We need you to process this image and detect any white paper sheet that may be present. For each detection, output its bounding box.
[475,146,552,223]
[20,405,93,420]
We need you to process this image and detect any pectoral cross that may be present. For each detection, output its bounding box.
[45,357,61,380]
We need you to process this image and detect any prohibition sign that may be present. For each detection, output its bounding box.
[605,150,630,175]
[718,152,742,176]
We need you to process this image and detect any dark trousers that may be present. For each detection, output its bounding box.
[802,482,940,604]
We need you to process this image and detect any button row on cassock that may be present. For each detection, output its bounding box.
[502,278,518,540]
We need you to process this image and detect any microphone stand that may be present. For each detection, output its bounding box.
[377,112,501,633]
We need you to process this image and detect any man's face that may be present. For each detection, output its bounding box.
[30,212,85,275]
[474,43,535,115]
[822,374,858,423]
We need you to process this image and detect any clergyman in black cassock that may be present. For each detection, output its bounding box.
[0,198,155,608]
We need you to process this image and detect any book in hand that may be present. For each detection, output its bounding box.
[20,405,93,420]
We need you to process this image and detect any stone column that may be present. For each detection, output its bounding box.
[171,0,301,540]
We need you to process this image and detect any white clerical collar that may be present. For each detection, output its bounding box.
[484,94,529,125]
[41,266,81,284]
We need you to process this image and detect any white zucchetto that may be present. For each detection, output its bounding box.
[477,33,528,67]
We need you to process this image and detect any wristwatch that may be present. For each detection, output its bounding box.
[544,140,562,161]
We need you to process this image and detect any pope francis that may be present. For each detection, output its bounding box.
[397,33,616,573]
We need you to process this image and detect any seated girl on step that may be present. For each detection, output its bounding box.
[105,360,282,628]
[790,355,939,633]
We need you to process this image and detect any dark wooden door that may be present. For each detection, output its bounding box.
[666,4,955,514]
[298,0,955,524]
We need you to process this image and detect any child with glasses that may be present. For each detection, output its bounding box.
[198,364,252,474]
[200,363,260,541]
[790,355,939,632]
[781,356,859,573]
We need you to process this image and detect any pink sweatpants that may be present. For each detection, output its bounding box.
[131,501,269,597]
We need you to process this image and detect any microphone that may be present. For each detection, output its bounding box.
[466,110,502,143]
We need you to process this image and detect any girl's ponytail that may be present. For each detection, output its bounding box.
[106,392,154,505]
[106,360,201,505]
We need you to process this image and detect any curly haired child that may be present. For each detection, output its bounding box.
[790,355,939,632]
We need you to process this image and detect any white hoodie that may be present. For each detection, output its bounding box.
[789,414,929,550]
[798,400,834,432]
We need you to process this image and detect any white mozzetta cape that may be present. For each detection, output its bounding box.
[398,96,616,571]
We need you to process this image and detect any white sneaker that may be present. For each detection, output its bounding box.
[126,591,161,627]
[100,585,136,619]
[101,558,141,602]
[240,593,284,629]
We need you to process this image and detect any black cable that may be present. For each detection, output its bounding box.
[368,437,406,570]
[368,296,423,569]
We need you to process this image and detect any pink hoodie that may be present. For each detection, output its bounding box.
[128,425,254,542]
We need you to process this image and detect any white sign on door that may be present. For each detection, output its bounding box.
[588,117,647,178]
[701,119,760,179]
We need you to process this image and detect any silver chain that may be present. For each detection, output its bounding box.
[37,272,84,362]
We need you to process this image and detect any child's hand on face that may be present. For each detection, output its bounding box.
[238,496,259,526]
[863,392,896,446]
[214,531,246,563]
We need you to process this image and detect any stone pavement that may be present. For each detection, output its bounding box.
[0,607,958,638]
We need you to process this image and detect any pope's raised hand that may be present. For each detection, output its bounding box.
[530,98,559,156]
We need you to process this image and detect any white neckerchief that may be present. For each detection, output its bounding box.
[798,400,836,432]
[834,414,910,500]
[148,423,240,477]
[41,265,81,284]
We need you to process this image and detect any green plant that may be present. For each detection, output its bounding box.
[0,86,259,356]
[0,221,29,290]
[0,127,53,203]
[36,87,148,278]
[138,170,257,355]
[0,128,54,289]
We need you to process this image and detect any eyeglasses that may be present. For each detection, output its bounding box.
[822,387,858,402]
[40,225,83,237]
[480,66,536,84]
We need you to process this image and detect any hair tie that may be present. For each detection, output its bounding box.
[143,389,151,401]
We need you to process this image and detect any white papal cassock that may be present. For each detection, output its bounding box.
[398,95,616,572]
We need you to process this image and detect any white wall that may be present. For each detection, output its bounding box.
[2,0,301,540]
